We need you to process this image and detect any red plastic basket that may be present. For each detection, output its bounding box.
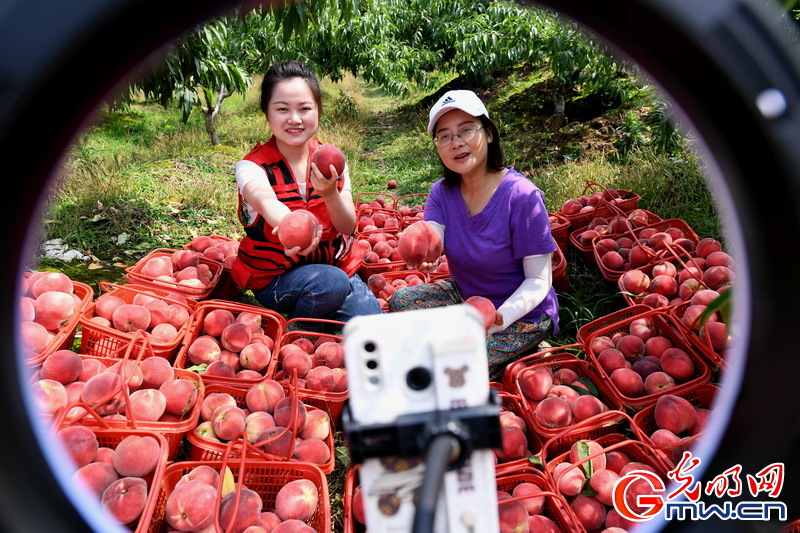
[355,205,403,231]
[186,381,336,475]
[148,459,331,533]
[552,242,569,292]
[669,301,729,372]
[503,348,628,455]
[63,428,170,533]
[492,384,543,474]
[49,336,204,460]
[576,304,654,345]
[594,218,701,282]
[172,299,286,389]
[355,228,407,278]
[343,464,364,533]
[355,191,395,210]
[393,192,428,228]
[496,466,585,533]
[581,307,713,411]
[78,282,196,361]
[124,248,224,301]
[541,431,672,525]
[181,234,242,301]
[548,211,571,253]
[276,318,348,424]
[23,275,94,366]
[568,209,664,265]
[367,269,430,311]
[631,383,720,470]
[556,180,642,232]
[784,519,800,533]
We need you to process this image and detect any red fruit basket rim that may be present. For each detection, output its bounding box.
[172,299,286,389]
[124,248,224,300]
[580,307,713,410]
[148,458,331,533]
[186,380,337,475]
[78,282,196,361]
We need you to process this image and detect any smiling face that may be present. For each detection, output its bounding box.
[266,77,320,152]
[433,109,490,178]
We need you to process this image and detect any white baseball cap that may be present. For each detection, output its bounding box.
[427,90,490,133]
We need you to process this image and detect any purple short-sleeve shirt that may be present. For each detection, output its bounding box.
[424,168,560,333]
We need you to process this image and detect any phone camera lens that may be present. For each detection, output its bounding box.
[406,366,432,391]
[366,359,378,370]
[363,341,376,352]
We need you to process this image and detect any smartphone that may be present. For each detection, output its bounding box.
[343,304,500,533]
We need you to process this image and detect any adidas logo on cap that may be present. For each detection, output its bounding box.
[441,96,455,106]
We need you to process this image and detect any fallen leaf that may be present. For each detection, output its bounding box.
[88,263,103,270]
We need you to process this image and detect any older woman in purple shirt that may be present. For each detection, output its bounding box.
[388,89,560,381]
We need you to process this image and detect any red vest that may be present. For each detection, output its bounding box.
[230,137,363,289]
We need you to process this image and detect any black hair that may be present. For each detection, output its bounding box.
[439,114,506,185]
[259,60,323,116]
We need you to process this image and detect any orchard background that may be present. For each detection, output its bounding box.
[28,0,799,530]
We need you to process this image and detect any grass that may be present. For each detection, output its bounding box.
[32,66,721,533]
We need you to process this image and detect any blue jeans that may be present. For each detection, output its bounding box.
[252,264,382,326]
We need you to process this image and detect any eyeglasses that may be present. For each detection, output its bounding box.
[433,125,483,147]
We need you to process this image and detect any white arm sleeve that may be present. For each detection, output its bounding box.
[491,253,553,333]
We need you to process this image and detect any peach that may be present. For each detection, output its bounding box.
[73,461,119,498]
[527,515,560,533]
[589,468,620,506]
[682,304,718,331]
[511,482,544,514]
[597,348,626,374]
[620,269,650,295]
[609,367,645,397]
[277,210,321,250]
[600,250,624,271]
[332,367,348,392]
[272,520,315,532]
[660,348,695,381]
[644,335,673,358]
[20,296,36,322]
[188,335,222,366]
[641,292,669,308]
[211,404,247,441]
[547,384,580,404]
[571,494,606,531]
[101,476,148,525]
[552,368,579,385]
[257,426,294,458]
[81,372,125,415]
[293,437,331,465]
[113,434,161,477]
[245,380,285,414]
[201,392,237,421]
[552,461,585,496]
[167,304,191,330]
[107,359,144,391]
[160,378,199,417]
[245,411,276,444]
[139,356,175,389]
[699,321,731,352]
[497,498,528,533]
[194,421,219,442]
[518,367,553,401]
[644,371,676,395]
[628,318,653,341]
[570,439,606,472]
[654,394,698,434]
[312,341,344,368]
[219,487,263,533]
[171,248,201,270]
[40,349,83,384]
[200,308,234,338]
[177,464,220,490]
[631,358,661,380]
[533,396,572,429]
[95,293,126,321]
[235,311,264,333]
[34,290,76,330]
[78,357,106,382]
[650,427,681,449]
[465,295,497,330]
[282,351,312,379]
[397,220,443,266]
[605,450,632,474]
[31,272,73,298]
[648,274,678,298]
[312,143,346,178]
[493,425,528,463]
[702,265,735,291]
[239,343,272,372]
[127,388,167,422]
[221,322,253,353]
[561,198,583,215]
[141,255,173,278]
[273,397,307,431]
[305,365,336,392]
[165,478,219,531]
[695,237,722,258]
[706,250,734,268]
[151,322,179,343]
[205,360,236,378]
[111,304,151,333]
[616,334,645,361]
[58,425,98,468]
[275,479,319,522]
[570,394,607,422]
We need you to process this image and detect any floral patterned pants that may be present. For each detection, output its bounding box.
[388,280,554,382]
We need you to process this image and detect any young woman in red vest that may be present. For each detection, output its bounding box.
[231,60,381,326]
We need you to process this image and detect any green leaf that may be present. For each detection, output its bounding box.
[576,440,594,479]
[335,445,351,468]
